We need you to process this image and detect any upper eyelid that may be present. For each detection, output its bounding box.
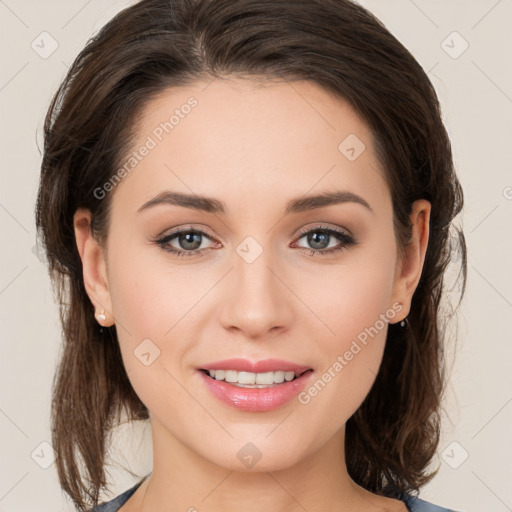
[159,224,352,243]
[158,225,216,242]
[294,224,352,239]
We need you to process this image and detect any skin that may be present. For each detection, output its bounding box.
[74,77,430,512]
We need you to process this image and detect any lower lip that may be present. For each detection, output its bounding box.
[198,369,314,412]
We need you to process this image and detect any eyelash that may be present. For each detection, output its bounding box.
[154,225,357,258]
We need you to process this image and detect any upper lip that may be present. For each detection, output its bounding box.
[199,358,312,374]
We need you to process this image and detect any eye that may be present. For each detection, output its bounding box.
[292,225,357,256]
[153,224,357,258]
[154,227,217,258]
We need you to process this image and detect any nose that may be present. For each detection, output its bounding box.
[218,243,295,340]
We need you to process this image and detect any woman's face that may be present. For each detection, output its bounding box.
[76,77,429,472]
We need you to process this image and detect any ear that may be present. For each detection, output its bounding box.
[73,207,114,326]
[389,199,431,323]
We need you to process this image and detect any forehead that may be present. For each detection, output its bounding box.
[110,77,389,217]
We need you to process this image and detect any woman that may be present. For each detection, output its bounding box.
[35,0,467,510]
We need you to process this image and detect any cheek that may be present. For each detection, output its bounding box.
[106,251,188,419]
[294,246,397,426]
[332,264,395,345]
[108,239,203,341]
[105,242,172,377]
[299,240,396,352]
[106,242,213,402]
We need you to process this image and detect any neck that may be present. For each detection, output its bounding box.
[137,419,380,512]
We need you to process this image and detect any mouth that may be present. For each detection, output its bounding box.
[197,366,315,412]
[199,368,312,388]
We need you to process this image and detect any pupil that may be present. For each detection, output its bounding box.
[309,231,328,250]
[180,232,201,250]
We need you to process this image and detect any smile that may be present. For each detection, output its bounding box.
[198,368,314,412]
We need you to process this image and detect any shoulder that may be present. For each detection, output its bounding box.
[402,492,463,512]
[88,479,146,512]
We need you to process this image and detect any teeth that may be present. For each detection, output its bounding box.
[225,370,238,383]
[207,369,297,385]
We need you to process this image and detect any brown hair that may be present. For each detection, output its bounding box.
[35,0,467,509]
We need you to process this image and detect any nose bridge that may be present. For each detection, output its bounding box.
[219,233,293,337]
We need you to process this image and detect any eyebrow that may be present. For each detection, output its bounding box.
[137,190,373,215]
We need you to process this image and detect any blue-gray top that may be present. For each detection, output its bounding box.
[90,477,461,512]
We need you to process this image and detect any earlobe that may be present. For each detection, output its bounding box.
[390,199,431,323]
[73,208,115,326]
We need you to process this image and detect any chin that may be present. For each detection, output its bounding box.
[195,435,307,473]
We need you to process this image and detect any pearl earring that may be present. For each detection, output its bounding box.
[96,309,106,323]
[400,317,408,328]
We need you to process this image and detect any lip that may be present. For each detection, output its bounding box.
[199,358,312,374]
[198,366,314,413]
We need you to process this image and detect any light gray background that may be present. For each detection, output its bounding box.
[1,0,511,511]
